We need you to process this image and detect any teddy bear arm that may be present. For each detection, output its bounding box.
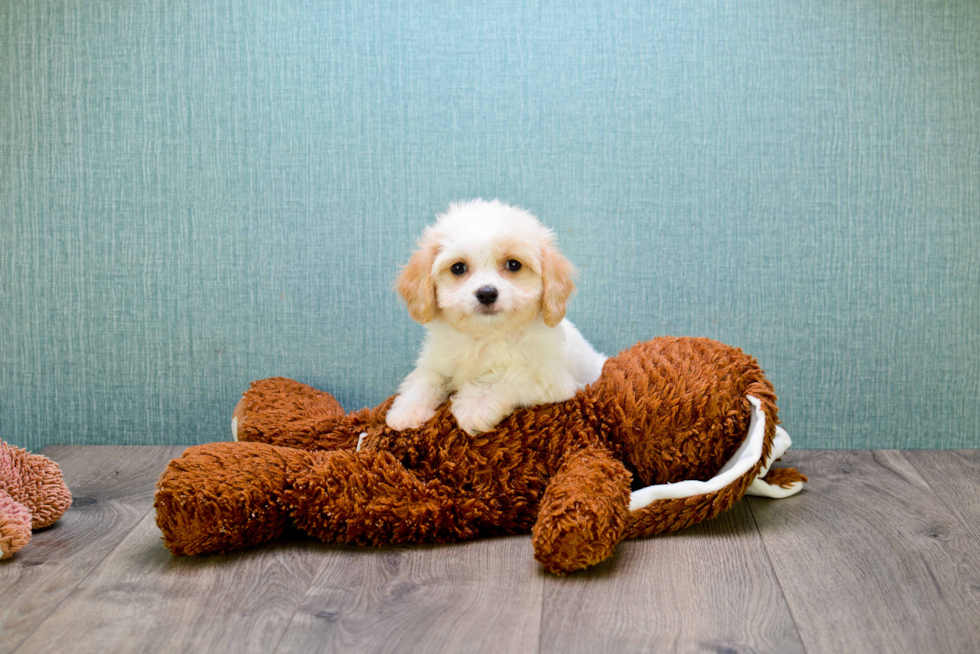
[286,449,488,546]
[531,444,632,574]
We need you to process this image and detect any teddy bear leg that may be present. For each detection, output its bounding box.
[155,442,314,556]
[532,445,633,574]
[286,449,482,546]
[24,454,73,530]
[231,377,355,450]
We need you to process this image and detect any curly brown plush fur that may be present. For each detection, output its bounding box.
[155,337,806,574]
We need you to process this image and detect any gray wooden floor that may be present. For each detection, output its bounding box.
[1,448,978,654]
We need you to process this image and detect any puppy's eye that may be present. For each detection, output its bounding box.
[505,259,522,272]
[450,262,468,275]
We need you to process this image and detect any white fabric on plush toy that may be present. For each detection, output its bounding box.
[628,396,802,512]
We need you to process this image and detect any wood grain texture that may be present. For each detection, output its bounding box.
[905,450,980,546]
[11,447,980,653]
[0,446,183,654]
[275,536,543,654]
[13,514,326,654]
[540,502,805,654]
[749,450,980,654]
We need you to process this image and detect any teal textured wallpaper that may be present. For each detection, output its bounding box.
[1,1,978,449]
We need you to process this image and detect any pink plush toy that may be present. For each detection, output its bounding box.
[0,439,72,559]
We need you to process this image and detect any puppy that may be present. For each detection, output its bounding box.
[386,199,607,436]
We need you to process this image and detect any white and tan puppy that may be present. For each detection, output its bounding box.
[386,199,607,436]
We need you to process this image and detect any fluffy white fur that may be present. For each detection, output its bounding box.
[386,199,607,436]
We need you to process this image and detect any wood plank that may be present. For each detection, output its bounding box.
[905,450,980,546]
[13,513,327,654]
[12,447,980,653]
[0,446,183,654]
[749,450,980,654]
[540,502,805,654]
[275,535,544,654]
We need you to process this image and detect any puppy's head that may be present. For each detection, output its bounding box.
[397,200,575,333]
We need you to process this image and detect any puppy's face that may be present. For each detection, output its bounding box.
[431,231,544,333]
[397,200,575,334]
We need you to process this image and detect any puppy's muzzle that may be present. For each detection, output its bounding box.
[475,286,498,305]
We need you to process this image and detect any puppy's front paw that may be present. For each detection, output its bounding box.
[385,400,436,431]
[451,394,507,436]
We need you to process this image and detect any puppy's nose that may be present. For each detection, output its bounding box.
[475,286,498,305]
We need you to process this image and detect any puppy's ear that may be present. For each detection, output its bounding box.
[396,235,439,324]
[540,242,576,327]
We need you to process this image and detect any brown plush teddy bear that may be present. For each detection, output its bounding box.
[154,336,806,574]
[0,439,72,559]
